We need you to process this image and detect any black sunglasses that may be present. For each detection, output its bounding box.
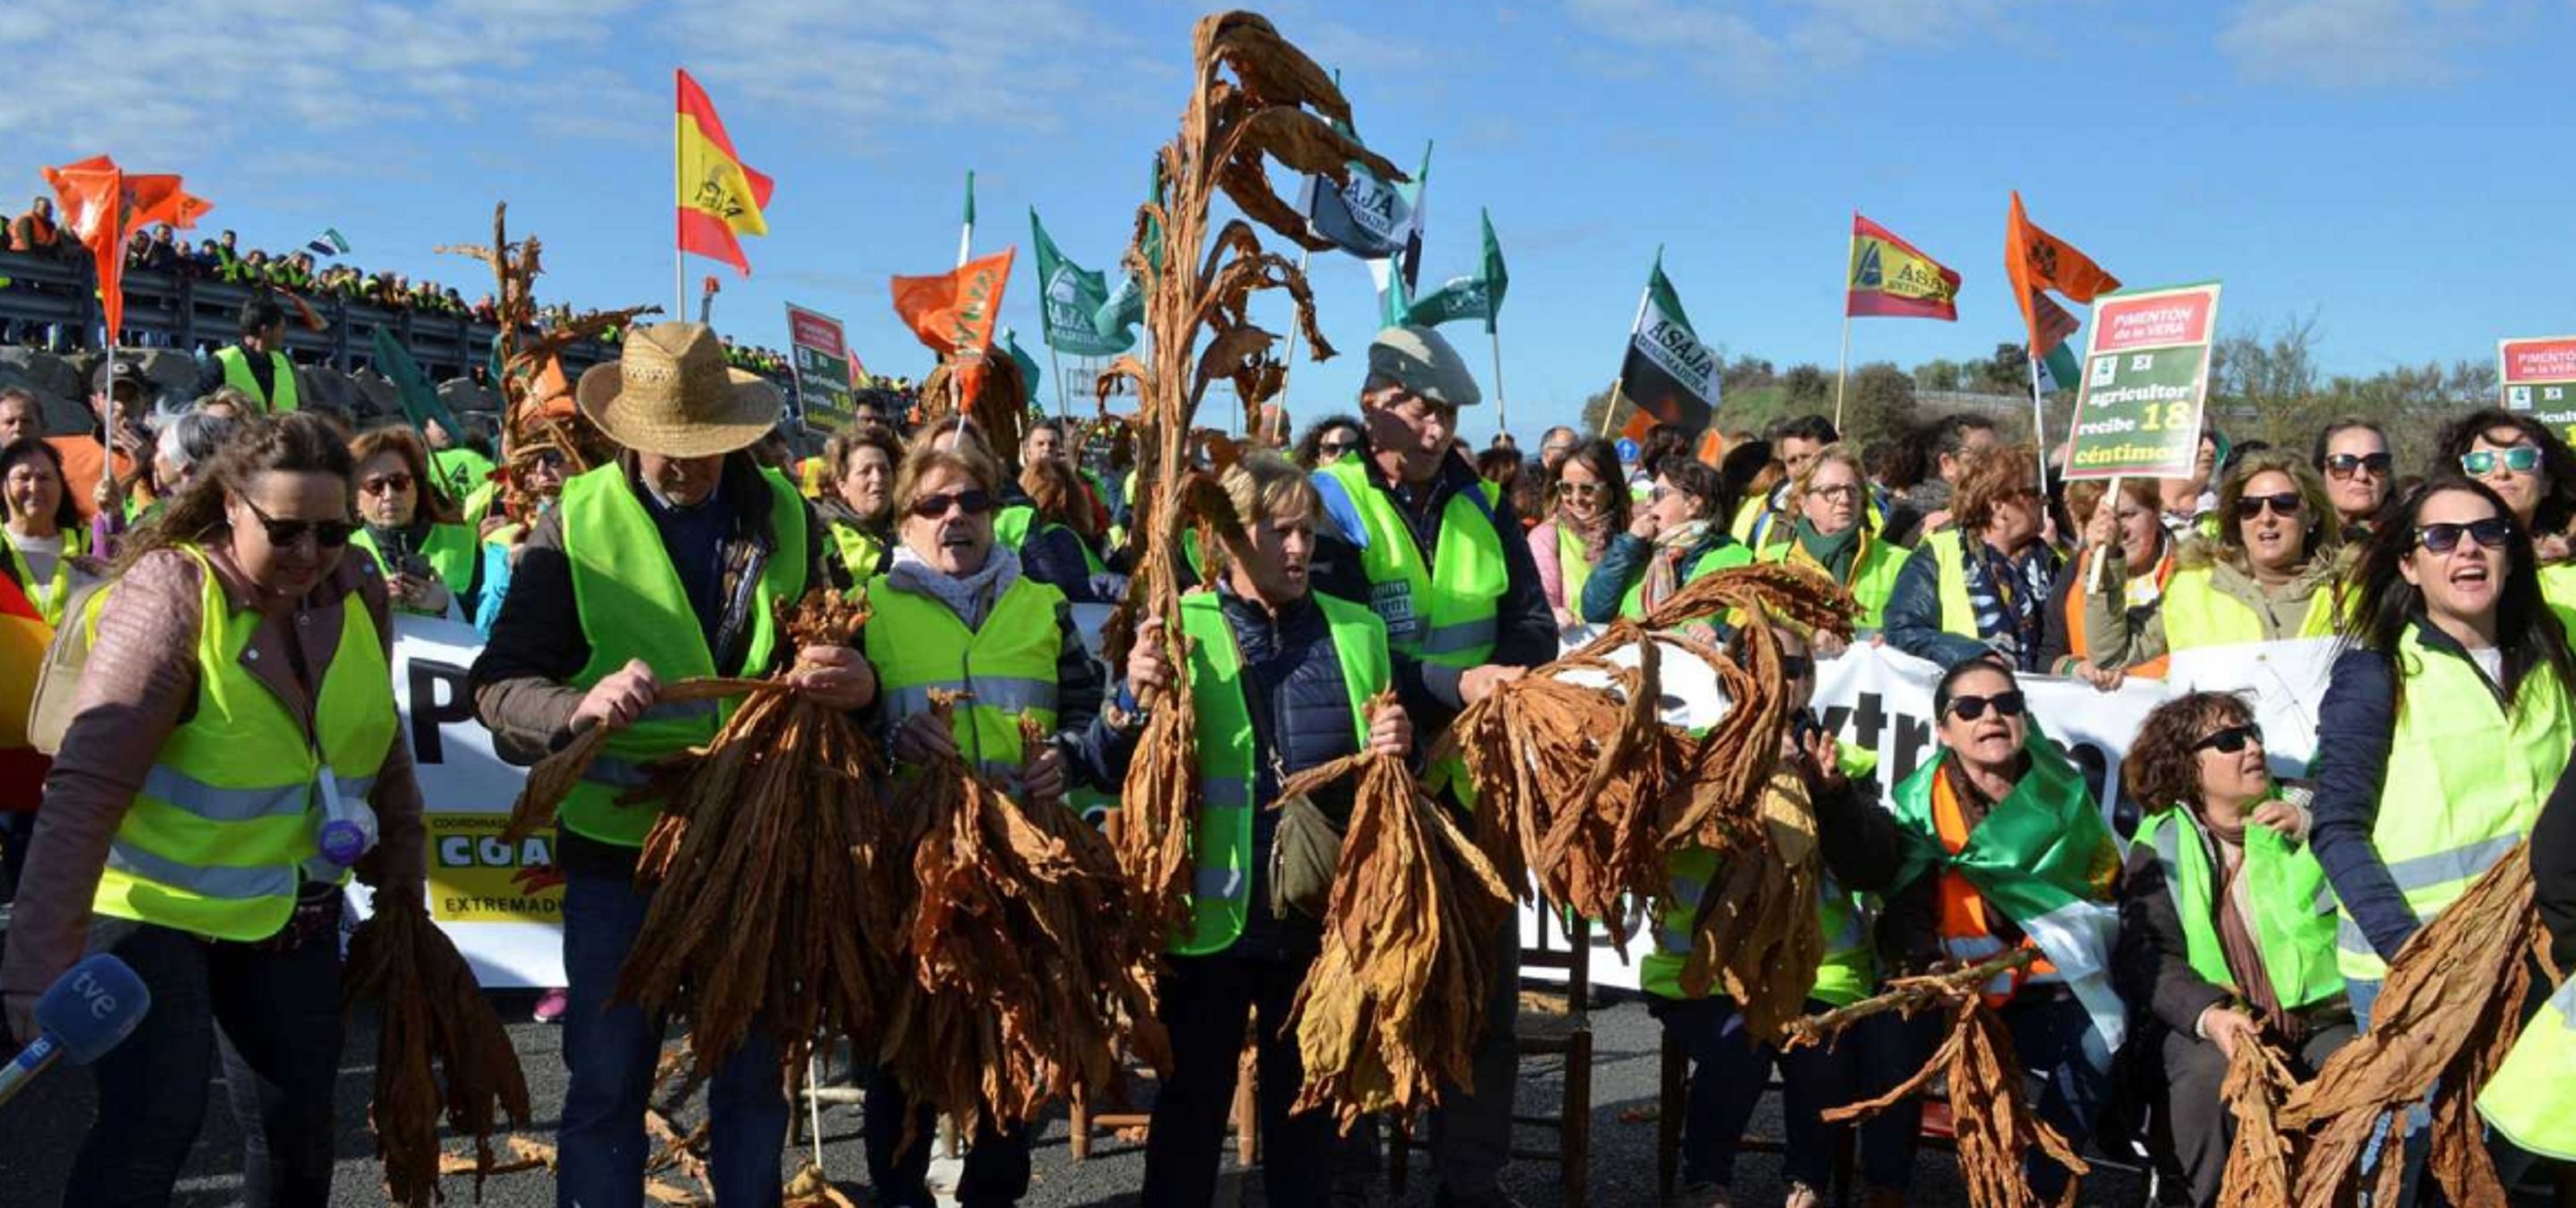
[2418,517,2512,555]
[1318,437,1361,454]
[237,494,354,549]
[2322,452,2392,480]
[1944,691,2026,722]
[908,488,996,520]
[2234,492,2302,520]
[2193,722,2264,754]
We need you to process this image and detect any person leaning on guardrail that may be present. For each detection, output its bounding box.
[2307,475,2575,1195]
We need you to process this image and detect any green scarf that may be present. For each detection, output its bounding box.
[1792,517,1862,583]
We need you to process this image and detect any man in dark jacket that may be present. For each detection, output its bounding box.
[1093,452,1411,1208]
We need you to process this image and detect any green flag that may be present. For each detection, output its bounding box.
[1407,208,1509,332]
[372,326,462,440]
[963,170,976,226]
[1030,209,1132,357]
[1094,155,1164,340]
[1002,327,1044,410]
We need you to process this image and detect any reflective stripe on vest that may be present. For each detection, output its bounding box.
[215,345,299,412]
[91,545,395,941]
[2478,976,2576,1161]
[2157,566,2337,651]
[863,574,1066,773]
[1172,590,1388,956]
[555,464,808,847]
[2140,806,2341,1010]
[2336,627,2573,980]
[1314,460,1505,668]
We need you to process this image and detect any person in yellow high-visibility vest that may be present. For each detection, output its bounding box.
[2084,451,2348,668]
[815,423,901,591]
[2114,692,2352,1208]
[1580,455,1753,624]
[193,295,301,413]
[348,425,482,620]
[0,412,427,1204]
[469,324,865,1208]
[1103,452,1412,1208]
[2430,408,2576,625]
[1527,438,1625,631]
[2476,735,2576,1161]
[2310,476,2576,1198]
[1754,444,1907,634]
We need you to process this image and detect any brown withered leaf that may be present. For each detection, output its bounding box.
[2217,1038,2300,1208]
[344,889,533,1207]
[1676,768,1823,1041]
[1205,12,1348,119]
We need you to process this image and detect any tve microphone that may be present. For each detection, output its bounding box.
[0,953,151,1107]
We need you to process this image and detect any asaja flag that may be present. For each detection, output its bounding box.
[1030,209,1131,358]
[2005,191,2118,359]
[675,68,775,276]
[1846,214,1960,320]
[1615,253,1718,435]
[1407,208,1508,333]
[892,247,1016,403]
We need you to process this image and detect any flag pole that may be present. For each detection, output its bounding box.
[2087,475,2122,595]
[1489,321,1508,438]
[2028,352,2053,500]
[956,169,975,270]
[1599,278,1654,438]
[953,170,973,437]
[674,70,687,321]
[1834,211,1855,432]
[1049,346,1067,421]
[1277,248,1310,411]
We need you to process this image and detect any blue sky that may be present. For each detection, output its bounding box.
[4,0,2569,444]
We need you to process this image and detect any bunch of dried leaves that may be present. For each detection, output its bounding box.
[1094,11,1401,938]
[877,703,1168,1139]
[918,353,1033,478]
[1670,765,1824,1039]
[2278,842,2549,1208]
[1281,705,1515,1132]
[343,887,533,1207]
[497,675,767,845]
[2216,1037,2300,1208]
[1792,948,2089,1208]
[612,593,895,1084]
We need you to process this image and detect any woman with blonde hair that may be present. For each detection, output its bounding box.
[1756,443,1907,637]
[2082,448,2345,666]
[1884,444,2061,670]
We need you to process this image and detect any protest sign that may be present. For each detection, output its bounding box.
[2063,282,2223,480]
[2500,336,2576,443]
[784,302,856,429]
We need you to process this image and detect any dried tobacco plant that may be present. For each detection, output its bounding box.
[2216,1037,2300,1208]
[1094,11,1403,938]
[1671,765,1824,1039]
[918,353,1033,477]
[613,593,895,1083]
[877,704,1168,1139]
[2278,843,2547,1208]
[497,676,767,845]
[1279,705,1515,1131]
[1792,949,2089,1208]
[343,888,533,1207]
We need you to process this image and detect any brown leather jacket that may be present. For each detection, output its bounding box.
[1,542,426,1031]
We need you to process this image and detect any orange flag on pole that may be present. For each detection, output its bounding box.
[2004,191,2118,356]
[674,68,774,276]
[42,155,209,350]
[891,248,1016,402]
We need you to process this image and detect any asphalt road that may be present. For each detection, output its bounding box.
[0,988,2155,1208]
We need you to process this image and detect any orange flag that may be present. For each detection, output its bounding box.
[675,68,775,276]
[42,156,209,345]
[2004,191,2118,356]
[891,248,1016,403]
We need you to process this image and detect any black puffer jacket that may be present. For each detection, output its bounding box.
[1088,583,1374,958]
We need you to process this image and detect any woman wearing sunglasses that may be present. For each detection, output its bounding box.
[1756,443,1908,641]
[1293,413,1367,471]
[1880,656,2124,1200]
[1,412,428,1204]
[856,433,1106,1208]
[2114,693,2351,1208]
[1885,444,2062,672]
[348,424,482,620]
[2084,449,2344,671]
[2311,418,2394,542]
[2309,477,2573,1183]
[2431,408,2576,616]
[1643,622,1919,1208]
[1579,455,1751,624]
[1528,437,1627,629]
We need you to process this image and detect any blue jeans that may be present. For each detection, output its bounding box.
[68,911,343,1208]
[1998,989,2107,1201]
[1650,995,1926,1192]
[558,870,787,1208]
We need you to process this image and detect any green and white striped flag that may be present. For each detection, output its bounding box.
[1406,208,1508,332]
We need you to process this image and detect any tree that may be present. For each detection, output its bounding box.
[1975,343,2030,396]
[1782,364,1831,407]
[1912,358,1965,393]
[1843,362,1919,447]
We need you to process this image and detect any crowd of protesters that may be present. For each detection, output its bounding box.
[0,314,2572,1208]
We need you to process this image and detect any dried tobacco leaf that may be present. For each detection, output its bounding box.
[2278,844,2541,1208]
[343,889,533,1207]
[1280,711,1514,1132]
[1674,767,1823,1040]
[2217,1038,2300,1208]
[498,676,769,845]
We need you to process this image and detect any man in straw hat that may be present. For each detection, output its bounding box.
[470,322,872,1207]
[1308,326,1556,1208]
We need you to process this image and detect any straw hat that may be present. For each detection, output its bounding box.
[575,322,781,458]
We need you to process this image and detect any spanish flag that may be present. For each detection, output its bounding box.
[0,573,53,813]
[1845,213,1960,320]
[675,68,774,276]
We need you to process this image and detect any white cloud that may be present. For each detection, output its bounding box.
[1560,0,2035,85]
[2217,0,2477,87]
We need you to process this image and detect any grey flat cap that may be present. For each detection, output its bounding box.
[1368,325,1481,408]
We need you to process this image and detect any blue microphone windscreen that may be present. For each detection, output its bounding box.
[33,954,151,1064]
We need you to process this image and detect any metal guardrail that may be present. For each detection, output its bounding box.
[0,249,613,384]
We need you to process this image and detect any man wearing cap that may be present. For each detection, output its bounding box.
[193,295,300,413]
[1308,325,1555,1208]
[470,323,873,1208]
[52,357,155,522]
